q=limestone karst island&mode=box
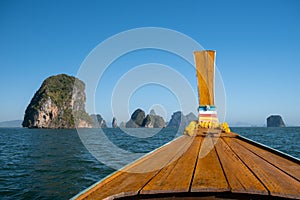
[22,74,92,128]
[22,74,196,129]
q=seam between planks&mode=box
[238,136,300,164]
[188,136,204,192]
[74,136,189,199]
[234,138,300,182]
[137,136,195,197]
[82,136,191,200]
[222,138,270,196]
[214,137,231,192]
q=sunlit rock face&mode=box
[22,74,92,129]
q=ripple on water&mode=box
[0,127,299,199]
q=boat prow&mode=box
[72,131,300,199]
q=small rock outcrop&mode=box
[125,109,166,128]
[112,117,118,128]
[147,109,166,128]
[119,122,126,128]
[126,109,145,128]
[150,109,156,115]
[267,115,286,127]
[167,111,186,129]
[22,74,92,128]
[90,114,107,128]
[186,112,197,123]
[142,114,154,128]
[167,111,197,129]
[152,115,166,128]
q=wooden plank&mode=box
[225,138,300,199]
[215,138,268,195]
[235,137,300,181]
[75,135,193,200]
[93,136,188,189]
[83,172,156,200]
[191,137,229,192]
[141,136,202,194]
[128,135,194,173]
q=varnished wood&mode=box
[195,129,238,138]
[75,135,193,200]
[226,137,300,199]
[194,51,215,106]
[191,137,229,192]
[73,132,300,200]
[235,137,300,181]
[141,136,202,194]
[215,138,268,195]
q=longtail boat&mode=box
[72,50,300,200]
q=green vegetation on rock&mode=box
[22,74,92,128]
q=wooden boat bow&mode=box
[72,51,300,199]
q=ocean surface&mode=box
[0,127,299,200]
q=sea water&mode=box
[0,127,299,199]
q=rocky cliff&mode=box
[167,111,197,130]
[125,109,166,128]
[119,122,126,128]
[148,109,166,128]
[267,115,286,127]
[112,117,118,128]
[22,74,92,128]
[152,115,166,128]
[90,114,107,128]
[126,109,145,128]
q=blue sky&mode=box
[0,0,299,126]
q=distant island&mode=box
[267,115,286,127]
[125,109,166,128]
[124,109,197,129]
[20,74,292,129]
[90,114,107,128]
[22,74,198,129]
[167,111,197,129]
[0,120,22,128]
